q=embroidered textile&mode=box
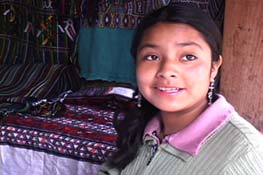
[81,0,215,29]
[0,0,81,64]
[0,94,135,163]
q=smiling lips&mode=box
[156,87,183,94]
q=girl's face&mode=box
[136,22,221,114]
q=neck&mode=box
[160,100,208,136]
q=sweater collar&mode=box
[143,95,235,156]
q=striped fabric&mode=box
[0,98,120,163]
[0,0,80,65]
[0,64,81,104]
[0,85,136,164]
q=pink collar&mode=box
[144,95,235,156]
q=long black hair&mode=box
[107,3,223,170]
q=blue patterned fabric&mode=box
[78,0,224,86]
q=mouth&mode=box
[155,87,184,93]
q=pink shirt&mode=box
[144,95,235,156]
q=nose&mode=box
[156,60,178,79]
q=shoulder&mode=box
[227,112,263,149]
[215,111,263,155]
[212,94,263,148]
[219,113,263,174]
[195,111,263,174]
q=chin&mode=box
[155,104,183,112]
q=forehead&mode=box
[139,22,210,49]
[144,22,204,39]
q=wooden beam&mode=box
[221,0,263,130]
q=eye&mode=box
[182,54,197,61]
[144,55,160,61]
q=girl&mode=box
[98,3,263,175]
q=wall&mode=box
[221,0,263,130]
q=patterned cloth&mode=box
[0,91,136,164]
[0,0,81,64]
[78,0,224,86]
[80,0,224,29]
[0,64,81,104]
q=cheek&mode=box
[136,64,155,91]
[136,66,148,86]
[184,65,211,90]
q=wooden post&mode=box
[221,0,263,130]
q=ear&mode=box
[210,55,223,80]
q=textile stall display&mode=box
[0,0,225,175]
[0,83,135,175]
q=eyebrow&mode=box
[138,41,203,52]
[176,41,203,50]
[137,44,157,53]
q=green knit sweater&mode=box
[98,113,263,175]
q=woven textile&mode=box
[0,93,136,164]
[0,0,81,64]
[0,105,117,163]
[80,0,225,29]
[78,0,224,85]
[0,64,81,104]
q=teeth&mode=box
[158,87,180,92]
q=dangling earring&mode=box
[208,79,215,105]
[135,93,142,108]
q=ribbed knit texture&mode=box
[99,113,263,175]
